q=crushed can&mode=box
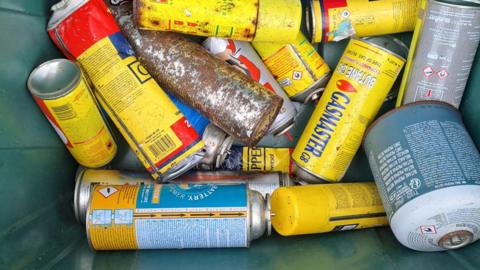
[107,1,284,146]
[218,146,293,176]
[252,32,331,103]
[48,0,205,182]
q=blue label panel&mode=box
[136,184,248,209]
[167,93,210,135]
[109,32,135,59]
[219,146,243,170]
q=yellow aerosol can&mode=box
[270,183,387,236]
[252,32,331,103]
[292,38,406,183]
[28,59,117,168]
[307,0,420,43]
[133,0,302,43]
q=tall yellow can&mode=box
[270,183,387,236]
[252,32,331,103]
[292,38,406,183]
[307,0,420,43]
[133,0,302,43]
[28,59,117,168]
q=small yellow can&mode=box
[134,0,302,43]
[307,0,420,43]
[292,38,406,183]
[252,32,331,103]
[28,59,117,168]
[270,183,387,236]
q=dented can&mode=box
[270,183,387,236]
[174,171,294,198]
[74,167,153,223]
[133,0,302,43]
[292,38,406,183]
[167,93,234,170]
[218,146,293,176]
[27,59,117,168]
[108,1,283,146]
[48,0,205,181]
[203,38,297,136]
[252,32,331,103]
[307,0,420,43]
[364,101,480,251]
[86,183,270,250]
[398,0,480,108]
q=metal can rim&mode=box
[361,36,410,60]
[73,166,87,223]
[293,160,335,183]
[432,0,480,9]
[352,37,407,63]
[27,59,81,99]
[363,101,460,147]
[47,0,90,30]
[305,0,316,43]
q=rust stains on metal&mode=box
[108,1,283,146]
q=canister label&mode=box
[220,146,293,175]
[33,77,116,168]
[242,147,292,174]
[313,0,419,42]
[368,118,480,217]
[136,0,258,41]
[48,0,204,179]
[253,32,330,98]
[88,184,249,250]
[399,0,480,108]
[292,38,405,182]
[326,183,386,231]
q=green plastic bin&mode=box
[1,0,480,269]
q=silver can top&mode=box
[249,190,271,241]
[73,166,89,224]
[27,59,81,99]
[438,230,474,249]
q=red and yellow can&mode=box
[28,59,117,168]
[133,0,302,43]
[48,0,205,181]
[252,32,331,103]
[307,0,420,43]
[292,38,406,183]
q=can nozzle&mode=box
[51,0,71,11]
[304,89,323,104]
[266,194,272,236]
[438,230,473,250]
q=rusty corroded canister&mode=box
[133,0,302,43]
[108,1,283,146]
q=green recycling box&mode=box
[1,0,480,269]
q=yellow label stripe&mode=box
[133,211,247,219]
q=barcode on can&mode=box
[148,134,176,158]
[51,104,76,120]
